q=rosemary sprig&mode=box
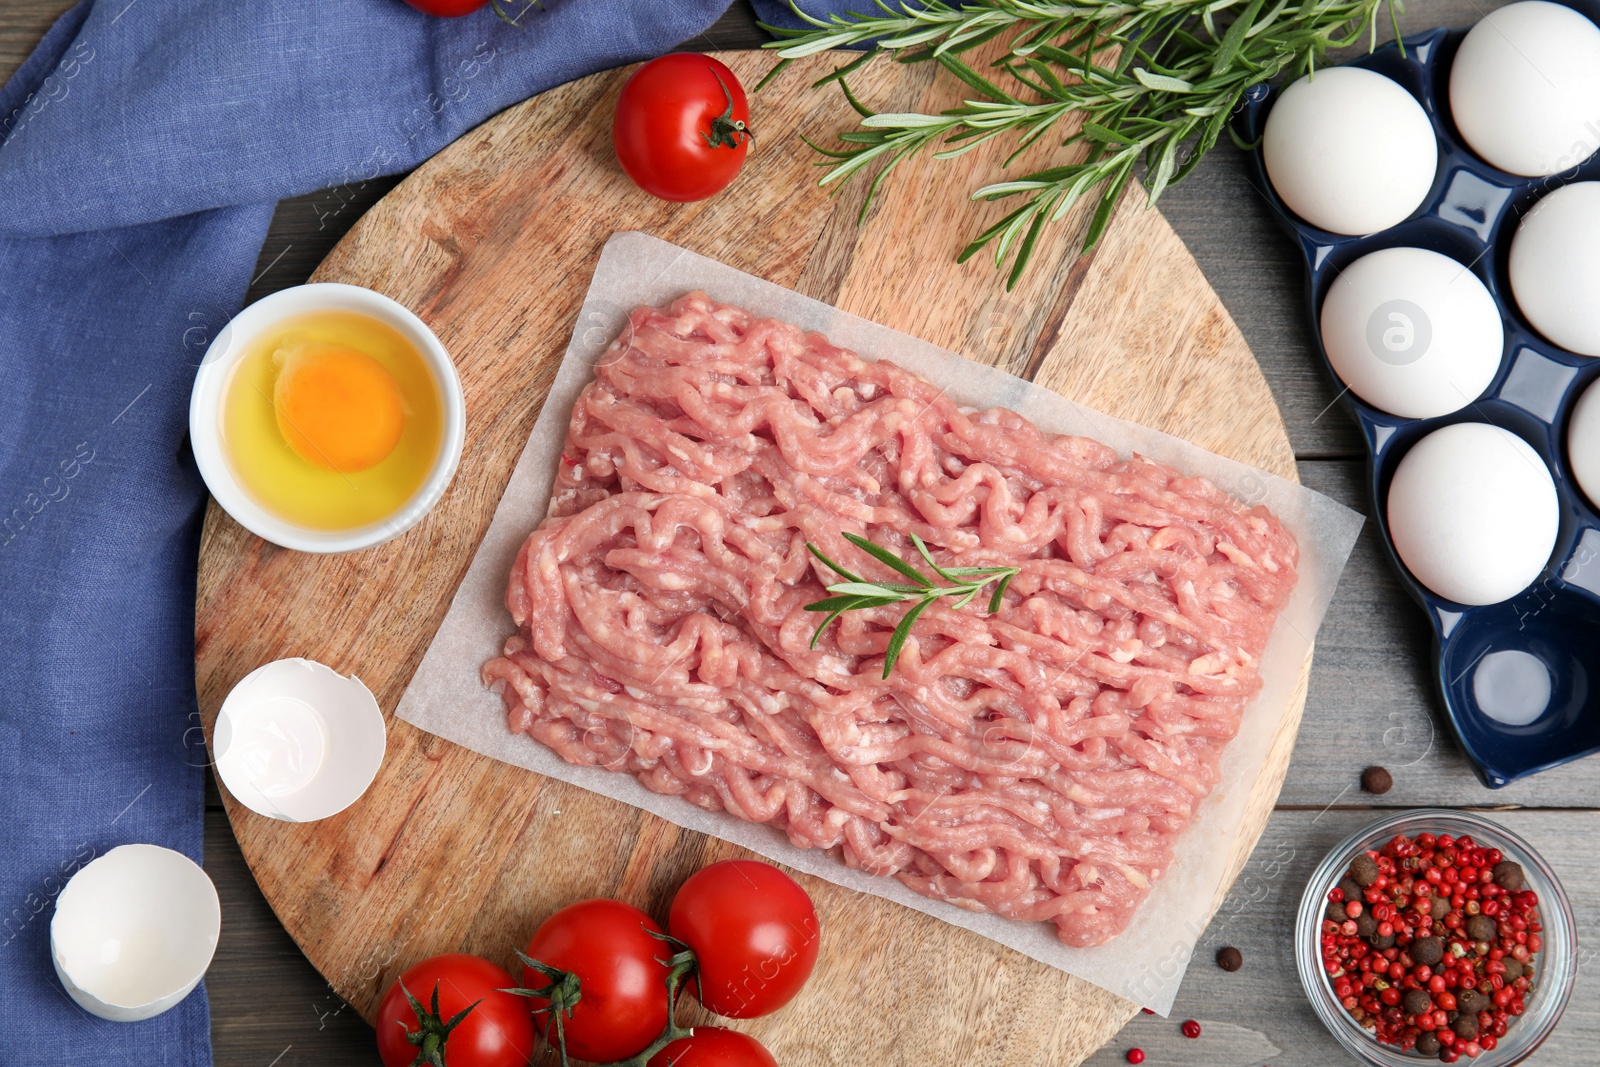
[805,532,1018,678]
[491,0,543,27]
[761,0,1402,287]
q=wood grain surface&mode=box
[191,46,1310,1067]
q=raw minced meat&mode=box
[484,292,1298,947]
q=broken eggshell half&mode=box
[51,844,221,1022]
[213,657,386,822]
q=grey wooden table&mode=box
[5,2,1595,1064]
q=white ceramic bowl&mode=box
[51,844,221,1022]
[188,282,465,553]
[213,658,387,823]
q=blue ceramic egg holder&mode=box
[1239,14,1600,787]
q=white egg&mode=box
[1388,422,1559,605]
[1568,376,1600,509]
[1320,247,1503,417]
[1263,66,1438,235]
[1449,1,1600,177]
[1509,182,1600,356]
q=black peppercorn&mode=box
[1430,895,1450,920]
[1326,901,1346,923]
[1360,766,1393,794]
[1350,854,1380,887]
[1355,912,1377,938]
[1501,957,1523,981]
[1415,1030,1441,1056]
[1367,931,1396,950]
[1493,860,1525,891]
[1453,1012,1479,1040]
[1457,988,1489,1013]
[1403,988,1432,1016]
[1411,936,1444,966]
[1339,876,1364,904]
[1465,914,1496,942]
[1215,946,1243,972]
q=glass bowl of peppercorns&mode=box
[1295,810,1575,1065]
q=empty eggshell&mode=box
[1449,1,1600,177]
[1264,66,1437,235]
[1569,377,1600,510]
[50,844,220,1022]
[213,658,386,823]
[1320,246,1503,418]
[1509,182,1600,357]
[1387,422,1560,606]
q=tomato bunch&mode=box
[377,860,819,1067]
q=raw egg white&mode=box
[220,309,444,531]
[1449,1,1600,177]
[1263,67,1437,235]
[1320,247,1503,417]
[1509,182,1600,357]
[1568,376,1600,510]
[1387,422,1559,605]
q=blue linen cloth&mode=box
[0,1,732,1063]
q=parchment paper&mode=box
[396,231,1364,1014]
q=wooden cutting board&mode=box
[196,50,1309,1067]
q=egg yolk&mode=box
[272,343,406,472]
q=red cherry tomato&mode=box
[669,860,819,1018]
[521,898,672,1062]
[613,53,752,202]
[401,0,491,15]
[376,953,537,1067]
[648,1027,779,1067]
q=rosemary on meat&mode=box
[760,0,1402,287]
[805,532,1019,678]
